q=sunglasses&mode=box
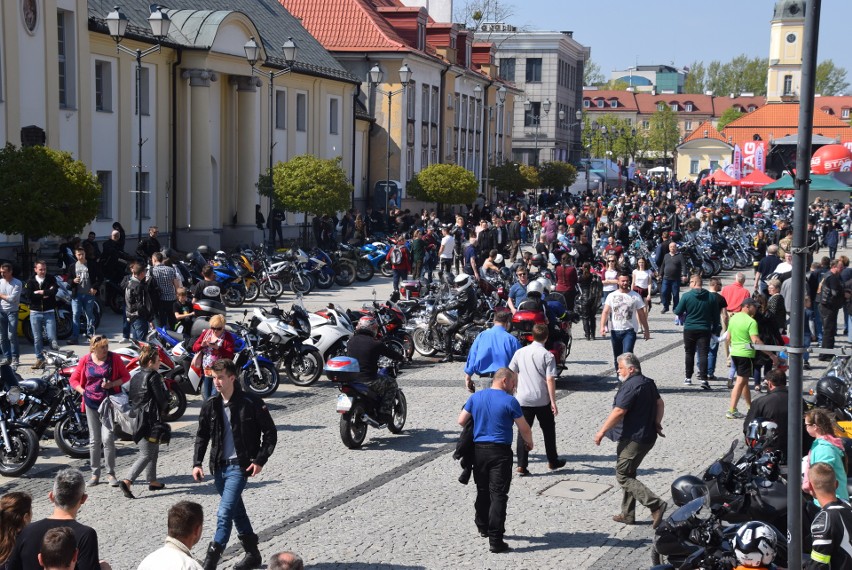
[210,327,224,332]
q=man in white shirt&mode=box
[438,226,455,278]
[600,274,650,370]
[138,501,204,570]
[509,324,565,475]
[0,263,23,369]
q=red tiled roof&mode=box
[635,93,715,114]
[714,96,766,116]
[721,102,852,144]
[813,95,852,117]
[681,121,727,144]
[583,90,639,112]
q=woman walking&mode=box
[118,345,170,499]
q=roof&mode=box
[86,0,358,83]
[681,121,727,144]
[714,96,767,115]
[814,96,852,117]
[583,91,638,112]
[635,93,714,115]
[721,102,852,144]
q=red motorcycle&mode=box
[511,302,575,376]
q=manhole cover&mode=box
[540,480,612,500]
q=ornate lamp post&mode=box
[369,63,413,213]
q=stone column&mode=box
[233,76,261,227]
[181,69,217,245]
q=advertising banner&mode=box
[741,140,767,174]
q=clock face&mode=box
[786,33,797,43]
[22,0,38,34]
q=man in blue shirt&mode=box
[464,312,522,392]
[508,269,529,313]
[458,368,534,553]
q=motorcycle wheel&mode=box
[56,310,73,340]
[241,361,280,397]
[285,348,322,387]
[223,286,246,308]
[355,259,375,282]
[721,255,735,271]
[412,327,438,357]
[22,318,34,343]
[380,261,393,278]
[387,390,407,434]
[333,260,357,286]
[398,332,415,361]
[244,279,260,303]
[108,292,125,314]
[262,278,284,300]
[164,385,188,422]
[650,545,663,565]
[0,425,39,477]
[340,402,368,449]
[54,415,90,459]
[290,273,314,295]
[316,270,334,290]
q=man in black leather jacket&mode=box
[742,369,809,461]
[192,359,277,570]
[441,274,479,363]
[347,316,403,416]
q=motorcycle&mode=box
[0,365,40,476]
[231,321,281,397]
[325,355,407,449]
[510,294,577,376]
[361,241,393,278]
[249,301,323,387]
[411,300,484,359]
[305,304,353,362]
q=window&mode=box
[275,90,286,129]
[329,98,339,135]
[642,120,650,129]
[843,108,851,119]
[137,67,150,116]
[453,94,460,127]
[96,171,112,219]
[94,60,112,112]
[609,100,617,108]
[748,105,757,112]
[461,95,467,126]
[596,100,604,108]
[709,160,719,171]
[670,103,678,112]
[783,75,793,95]
[135,172,150,220]
[431,86,439,123]
[421,84,430,122]
[406,147,414,181]
[685,103,693,112]
[406,81,415,121]
[525,58,542,82]
[685,120,693,131]
[57,10,76,108]
[583,99,590,108]
[524,101,541,127]
[690,160,699,175]
[657,102,665,111]
[296,93,307,132]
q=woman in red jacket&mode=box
[554,253,579,311]
[69,335,130,486]
[193,314,235,401]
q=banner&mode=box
[741,140,767,174]
[732,145,743,180]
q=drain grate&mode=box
[540,480,612,500]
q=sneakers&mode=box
[10,359,19,371]
[803,361,812,370]
[31,359,45,370]
[700,380,711,391]
[683,377,692,386]
[726,409,745,419]
[0,359,9,367]
[120,338,132,345]
[548,459,567,471]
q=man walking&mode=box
[720,272,750,314]
[136,226,161,261]
[23,260,60,370]
[509,324,565,476]
[125,263,152,342]
[193,359,277,570]
[150,252,182,329]
[818,259,845,360]
[727,298,777,419]
[659,242,683,313]
[457,368,533,554]
[674,274,721,390]
[594,353,667,529]
[0,263,22,369]
[463,311,521,392]
[706,277,729,382]
[600,274,650,370]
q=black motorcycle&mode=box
[411,301,484,358]
[0,365,40,477]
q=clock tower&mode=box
[767,0,806,102]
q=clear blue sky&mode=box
[511,0,849,77]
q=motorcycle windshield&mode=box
[668,495,709,524]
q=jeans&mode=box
[0,309,19,361]
[516,405,558,468]
[660,279,680,310]
[810,307,823,344]
[30,310,57,359]
[85,405,116,479]
[520,226,529,243]
[683,330,711,379]
[125,438,159,483]
[707,335,720,377]
[129,318,148,341]
[71,294,96,339]
[616,438,664,521]
[472,443,513,543]
[202,376,218,401]
[213,465,254,547]
[391,269,407,292]
[610,328,638,368]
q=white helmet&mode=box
[734,521,777,567]
[454,273,473,292]
[534,276,552,295]
[526,280,545,295]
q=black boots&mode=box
[202,542,224,570]
[233,533,262,570]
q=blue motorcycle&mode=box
[361,241,394,278]
[189,250,247,307]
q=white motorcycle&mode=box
[305,304,353,361]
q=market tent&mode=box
[647,166,672,174]
[702,168,739,186]
[763,173,851,191]
[739,170,775,187]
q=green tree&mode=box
[519,164,540,190]
[581,114,634,159]
[648,107,680,160]
[408,163,478,204]
[717,107,744,130]
[537,161,577,191]
[816,59,850,95]
[683,61,705,94]
[0,143,100,255]
[271,155,352,216]
[603,79,629,91]
[584,59,605,87]
[702,55,767,96]
[490,162,528,195]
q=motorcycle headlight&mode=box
[5,386,21,405]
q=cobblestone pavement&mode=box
[0,269,829,569]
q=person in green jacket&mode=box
[674,274,722,390]
[805,408,849,506]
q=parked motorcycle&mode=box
[0,365,40,476]
[305,304,353,361]
[249,302,323,387]
[325,355,407,449]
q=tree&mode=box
[816,60,850,95]
[648,107,680,161]
[704,55,768,96]
[603,79,629,91]
[490,161,529,195]
[454,0,514,32]
[581,114,634,159]
[717,107,744,130]
[584,59,605,87]
[683,61,705,94]
[538,162,577,191]
[271,155,352,216]
[0,143,100,256]
[519,165,540,189]
[408,163,478,205]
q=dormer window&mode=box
[610,100,617,108]
[418,23,425,51]
[748,105,757,112]
[450,35,456,49]
[670,103,678,112]
[657,102,665,111]
[597,100,604,108]
[685,103,693,112]
[583,99,590,108]
[843,108,851,119]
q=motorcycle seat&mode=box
[161,329,184,346]
[19,377,49,395]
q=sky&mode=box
[500,0,849,78]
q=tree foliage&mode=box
[717,107,744,130]
[408,163,478,205]
[683,61,706,94]
[816,60,850,96]
[0,144,100,242]
[537,162,577,191]
[490,161,529,194]
[519,165,540,190]
[454,0,514,31]
[581,114,645,161]
[648,108,680,157]
[271,155,352,216]
[584,59,605,87]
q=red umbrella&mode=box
[702,168,739,186]
[739,170,775,188]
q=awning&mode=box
[763,173,852,191]
[702,168,739,186]
[739,170,776,188]
[771,134,839,146]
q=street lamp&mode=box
[105,5,172,242]
[523,98,550,166]
[369,63,413,214]
[495,86,507,164]
[245,35,299,217]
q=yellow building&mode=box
[767,0,806,103]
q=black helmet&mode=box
[499,267,512,281]
[670,475,708,507]
[815,374,847,409]
[531,253,546,268]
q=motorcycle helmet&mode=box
[733,521,777,567]
[670,475,708,507]
[196,245,210,256]
[526,279,545,296]
[454,273,473,293]
[745,418,780,449]
[534,276,552,295]
[531,253,546,268]
[494,254,504,265]
[669,230,682,242]
[815,374,848,410]
[356,315,378,337]
[499,267,513,281]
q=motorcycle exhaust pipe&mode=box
[361,414,384,428]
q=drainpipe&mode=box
[170,47,183,251]
[351,83,360,209]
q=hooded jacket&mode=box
[810,435,850,503]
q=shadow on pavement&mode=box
[310,564,426,570]
[357,427,455,453]
[507,531,651,553]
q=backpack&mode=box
[390,245,403,265]
[145,276,161,309]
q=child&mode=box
[173,288,195,339]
